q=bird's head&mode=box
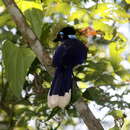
[53,26,100,42]
[53,26,76,42]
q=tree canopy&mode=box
[0,0,130,129]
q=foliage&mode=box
[0,0,130,129]
[3,41,35,98]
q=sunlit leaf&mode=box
[77,73,85,79]
[45,2,71,16]
[91,3,110,17]
[109,110,124,119]
[68,9,86,21]
[2,41,36,98]
[115,10,130,18]
[118,32,127,42]
[122,119,130,130]
[109,42,124,69]
[44,0,57,5]
[91,3,130,23]
[16,0,43,12]
[115,66,130,81]
[93,20,113,40]
[77,81,87,88]
[125,0,130,4]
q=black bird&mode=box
[48,26,88,109]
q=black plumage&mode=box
[48,27,88,109]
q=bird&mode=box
[47,26,96,109]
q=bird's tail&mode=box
[48,67,73,109]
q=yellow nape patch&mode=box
[48,90,71,109]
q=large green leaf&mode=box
[2,41,35,98]
[24,8,43,38]
[16,0,44,38]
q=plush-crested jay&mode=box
[48,26,96,109]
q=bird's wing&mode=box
[62,39,88,66]
[52,44,66,67]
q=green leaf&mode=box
[91,3,110,17]
[0,11,15,27]
[68,9,86,21]
[25,8,43,38]
[95,74,114,86]
[118,32,127,42]
[93,20,113,40]
[77,81,87,88]
[125,0,130,4]
[83,87,102,101]
[116,67,130,81]
[109,126,120,130]
[2,41,36,98]
[0,0,4,6]
[91,3,130,23]
[71,81,82,103]
[122,119,130,130]
[40,23,52,46]
[46,107,61,121]
[83,87,111,105]
[109,110,124,119]
[17,0,43,12]
[0,31,13,41]
[109,42,124,69]
[45,2,71,16]
[77,73,85,79]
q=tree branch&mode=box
[2,0,104,129]
[74,98,103,130]
[2,0,54,76]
